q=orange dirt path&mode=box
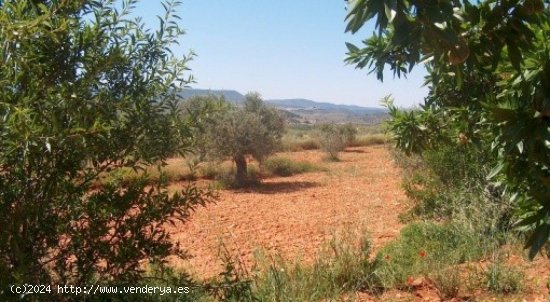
[168,145,408,279]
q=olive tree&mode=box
[0,0,210,294]
[345,0,549,257]
[181,95,231,161]
[207,93,285,183]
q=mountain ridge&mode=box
[265,98,386,115]
[179,89,385,112]
[178,88,387,124]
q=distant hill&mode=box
[178,89,245,103]
[265,98,386,115]
[178,88,387,124]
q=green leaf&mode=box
[434,22,447,30]
[488,106,516,122]
[514,210,548,228]
[455,66,463,88]
[345,42,359,52]
[384,0,397,23]
[507,40,522,72]
[526,223,550,260]
[486,163,504,180]
[464,3,480,24]
[516,141,524,154]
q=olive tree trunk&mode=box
[234,155,247,183]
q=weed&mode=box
[374,222,484,289]
[200,162,227,180]
[485,263,523,294]
[349,134,387,147]
[281,137,320,151]
[432,267,461,300]
[250,232,377,301]
[98,159,197,187]
[263,157,321,176]
[298,139,321,150]
[323,153,341,162]
[280,124,385,152]
[203,243,256,302]
[318,124,351,160]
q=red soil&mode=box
[167,145,408,279]
[165,145,550,301]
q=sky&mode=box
[132,1,428,108]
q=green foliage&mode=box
[281,133,320,151]
[262,157,320,177]
[382,98,447,155]
[206,93,285,183]
[251,233,375,302]
[100,159,202,186]
[246,221,517,299]
[339,123,359,146]
[86,264,210,302]
[485,263,524,294]
[318,123,357,160]
[0,0,212,296]
[432,267,461,300]
[181,94,231,161]
[396,142,512,224]
[202,245,256,302]
[346,0,550,255]
[199,162,231,180]
[374,222,485,289]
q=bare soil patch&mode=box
[167,145,408,279]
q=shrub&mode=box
[298,139,322,150]
[339,123,358,146]
[262,157,320,177]
[200,162,228,180]
[345,0,550,255]
[202,244,256,302]
[394,142,514,232]
[374,222,485,289]
[0,0,211,294]
[318,124,357,160]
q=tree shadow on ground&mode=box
[343,149,367,153]
[231,180,320,194]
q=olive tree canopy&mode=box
[0,0,210,294]
[207,93,285,183]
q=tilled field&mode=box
[168,145,407,279]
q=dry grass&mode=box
[97,158,196,187]
[262,156,323,176]
[281,126,388,152]
[280,136,320,152]
[350,134,388,147]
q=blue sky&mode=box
[133,1,427,108]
